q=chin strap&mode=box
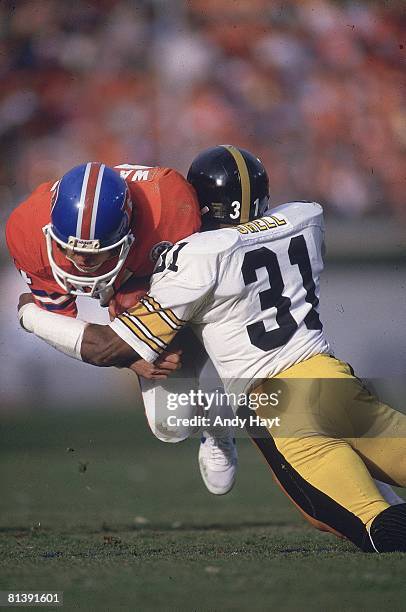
[19,303,86,361]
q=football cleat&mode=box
[43,162,134,300]
[199,429,238,495]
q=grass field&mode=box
[1,407,405,612]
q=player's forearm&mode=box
[17,301,182,379]
[18,301,146,368]
[19,302,85,361]
[81,323,141,367]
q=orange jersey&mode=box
[6,164,201,317]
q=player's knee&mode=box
[147,414,199,443]
[144,393,201,443]
[150,423,191,443]
[367,503,406,553]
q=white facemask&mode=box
[43,223,134,301]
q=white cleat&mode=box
[199,430,238,495]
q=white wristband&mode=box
[19,303,86,361]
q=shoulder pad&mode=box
[181,228,240,256]
[270,201,324,228]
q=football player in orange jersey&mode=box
[6,162,201,315]
[7,161,238,495]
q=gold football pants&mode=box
[246,354,406,549]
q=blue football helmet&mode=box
[43,162,134,299]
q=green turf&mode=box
[1,408,405,612]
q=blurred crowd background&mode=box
[0,0,405,408]
[0,0,405,221]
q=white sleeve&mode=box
[109,241,217,361]
[19,303,85,361]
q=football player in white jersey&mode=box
[18,146,406,551]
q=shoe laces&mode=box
[208,434,234,466]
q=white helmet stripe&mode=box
[75,162,91,239]
[89,164,105,240]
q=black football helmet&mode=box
[187,145,270,227]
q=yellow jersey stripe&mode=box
[141,295,186,327]
[118,314,163,354]
[127,309,177,347]
[223,145,251,224]
[140,298,182,331]
[125,312,169,350]
[123,300,181,349]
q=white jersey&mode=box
[110,202,330,394]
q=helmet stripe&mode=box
[80,163,103,240]
[89,164,105,240]
[222,145,251,223]
[75,163,91,238]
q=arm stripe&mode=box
[31,289,70,300]
[120,299,184,349]
[37,299,76,312]
[33,294,74,305]
[125,311,171,349]
[118,314,164,354]
[141,295,186,326]
[140,298,182,331]
[120,312,167,350]
[125,302,181,346]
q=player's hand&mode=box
[109,276,150,320]
[17,293,36,330]
[129,349,182,379]
[108,300,117,321]
[155,349,182,371]
[108,288,149,320]
[128,359,171,380]
[18,292,35,319]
